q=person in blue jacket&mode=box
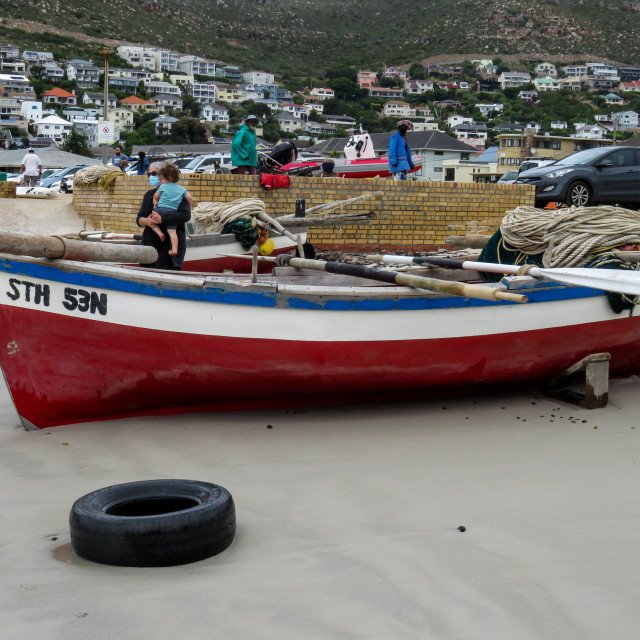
[388,120,415,180]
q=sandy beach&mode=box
[2,377,640,639]
[1,198,640,638]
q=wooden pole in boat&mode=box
[367,254,640,297]
[255,210,305,255]
[0,231,158,263]
[278,256,527,303]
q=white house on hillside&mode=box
[574,123,610,139]
[476,103,504,117]
[178,55,216,77]
[309,88,335,101]
[534,77,560,92]
[499,72,531,89]
[405,79,434,94]
[200,103,228,123]
[34,115,72,142]
[535,62,557,77]
[152,114,178,136]
[382,101,415,117]
[611,111,639,129]
[447,115,473,127]
[65,60,100,88]
[275,112,303,133]
[145,80,181,96]
[242,71,275,86]
[20,101,42,123]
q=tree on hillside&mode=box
[409,63,425,80]
[168,118,208,144]
[62,126,93,158]
[376,74,398,88]
[181,94,201,119]
[29,65,46,80]
[327,77,367,101]
[324,67,357,82]
[261,115,281,144]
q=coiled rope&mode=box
[192,198,266,233]
[74,165,125,190]
[500,205,640,268]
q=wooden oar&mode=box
[0,231,158,264]
[279,256,527,303]
[367,254,640,297]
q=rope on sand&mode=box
[192,198,266,233]
[500,205,640,268]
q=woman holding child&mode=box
[136,161,192,270]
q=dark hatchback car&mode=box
[516,146,640,208]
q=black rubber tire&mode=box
[566,181,592,208]
[69,479,235,567]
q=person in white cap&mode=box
[20,147,42,186]
[231,115,259,175]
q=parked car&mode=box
[41,165,88,191]
[516,146,640,208]
[518,158,555,174]
[60,175,74,193]
[175,154,234,174]
[496,170,519,184]
[39,168,59,184]
[201,154,234,174]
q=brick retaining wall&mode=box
[0,182,17,198]
[71,173,535,250]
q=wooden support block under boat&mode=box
[0,231,158,264]
[544,353,611,409]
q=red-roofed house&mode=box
[309,87,335,101]
[120,95,157,112]
[40,88,77,105]
[620,80,640,92]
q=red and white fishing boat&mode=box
[0,249,638,430]
[279,132,423,179]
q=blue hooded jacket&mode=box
[388,132,414,174]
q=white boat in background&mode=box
[73,228,309,274]
[183,228,308,273]
[15,186,59,199]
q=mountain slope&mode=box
[3,0,640,75]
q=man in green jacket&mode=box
[231,115,259,175]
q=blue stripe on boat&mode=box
[0,258,606,311]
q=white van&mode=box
[518,158,555,174]
[176,154,234,174]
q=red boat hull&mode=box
[2,304,640,429]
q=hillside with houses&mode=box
[3,41,640,182]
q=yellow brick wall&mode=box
[0,182,17,198]
[72,173,536,250]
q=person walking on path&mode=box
[388,120,415,181]
[20,148,42,186]
[231,115,258,175]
